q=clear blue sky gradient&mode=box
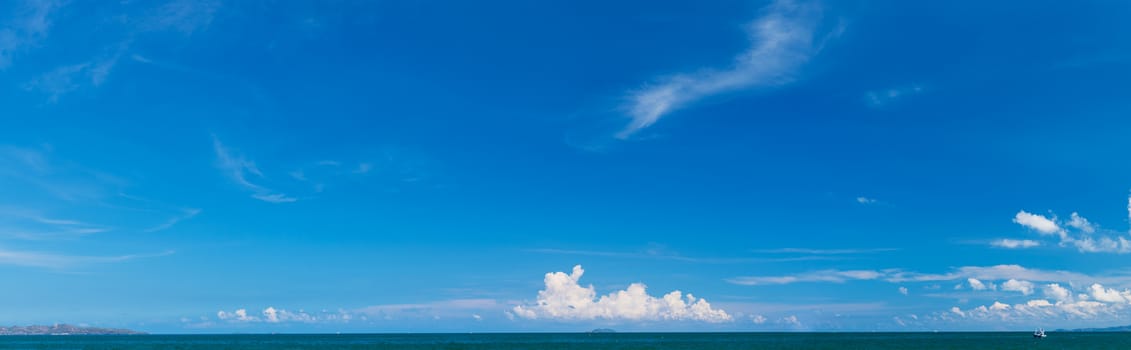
[2,0,1131,333]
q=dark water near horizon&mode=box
[0,332,1121,349]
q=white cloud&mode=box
[144,208,201,233]
[1009,208,1131,254]
[947,298,1127,323]
[989,301,1010,311]
[251,193,298,203]
[991,239,1040,249]
[752,247,897,255]
[1013,211,1061,236]
[356,299,498,319]
[0,0,61,69]
[512,265,731,322]
[263,307,279,323]
[899,286,908,296]
[727,269,882,285]
[0,247,172,269]
[967,278,988,291]
[949,306,965,317]
[1001,279,1035,295]
[733,264,1131,292]
[142,0,221,35]
[217,309,256,322]
[752,315,767,324]
[617,0,831,138]
[218,307,323,324]
[1026,299,1053,307]
[855,197,877,204]
[212,136,297,203]
[1067,212,1096,233]
[779,315,801,327]
[1087,284,1130,304]
[1044,283,1072,302]
[1071,236,1131,254]
[865,84,924,107]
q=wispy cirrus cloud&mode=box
[140,0,221,35]
[0,0,62,69]
[727,269,884,285]
[751,247,897,255]
[212,136,297,203]
[0,209,111,240]
[0,247,173,269]
[618,0,836,138]
[23,55,119,102]
[527,247,837,264]
[865,84,925,107]
[144,208,201,233]
[729,264,1131,287]
[22,0,222,101]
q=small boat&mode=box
[1033,328,1046,338]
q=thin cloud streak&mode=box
[729,264,1131,287]
[0,248,174,269]
[212,136,297,203]
[527,248,842,264]
[144,208,202,233]
[752,248,898,255]
[618,0,830,138]
[0,0,62,69]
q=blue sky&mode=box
[2,0,1131,333]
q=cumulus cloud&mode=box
[779,315,801,327]
[1009,208,1131,254]
[752,315,767,324]
[217,309,257,322]
[946,298,1126,324]
[1067,212,1096,233]
[218,307,323,324]
[1044,283,1072,302]
[899,286,909,296]
[989,301,1011,311]
[1013,211,1062,236]
[949,307,965,317]
[967,278,989,291]
[1087,284,1130,304]
[990,239,1040,249]
[1001,279,1035,295]
[617,0,833,138]
[512,265,731,322]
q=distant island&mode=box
[1059,325,1131,332]
[0,324,145,335]
[589,328,616,333]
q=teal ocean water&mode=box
[0,332,1122,349]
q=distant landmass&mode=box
[589,328,616,333]
[1059,325,1131,332]
[0,324,145,335]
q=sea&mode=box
[0,332,1121,349]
